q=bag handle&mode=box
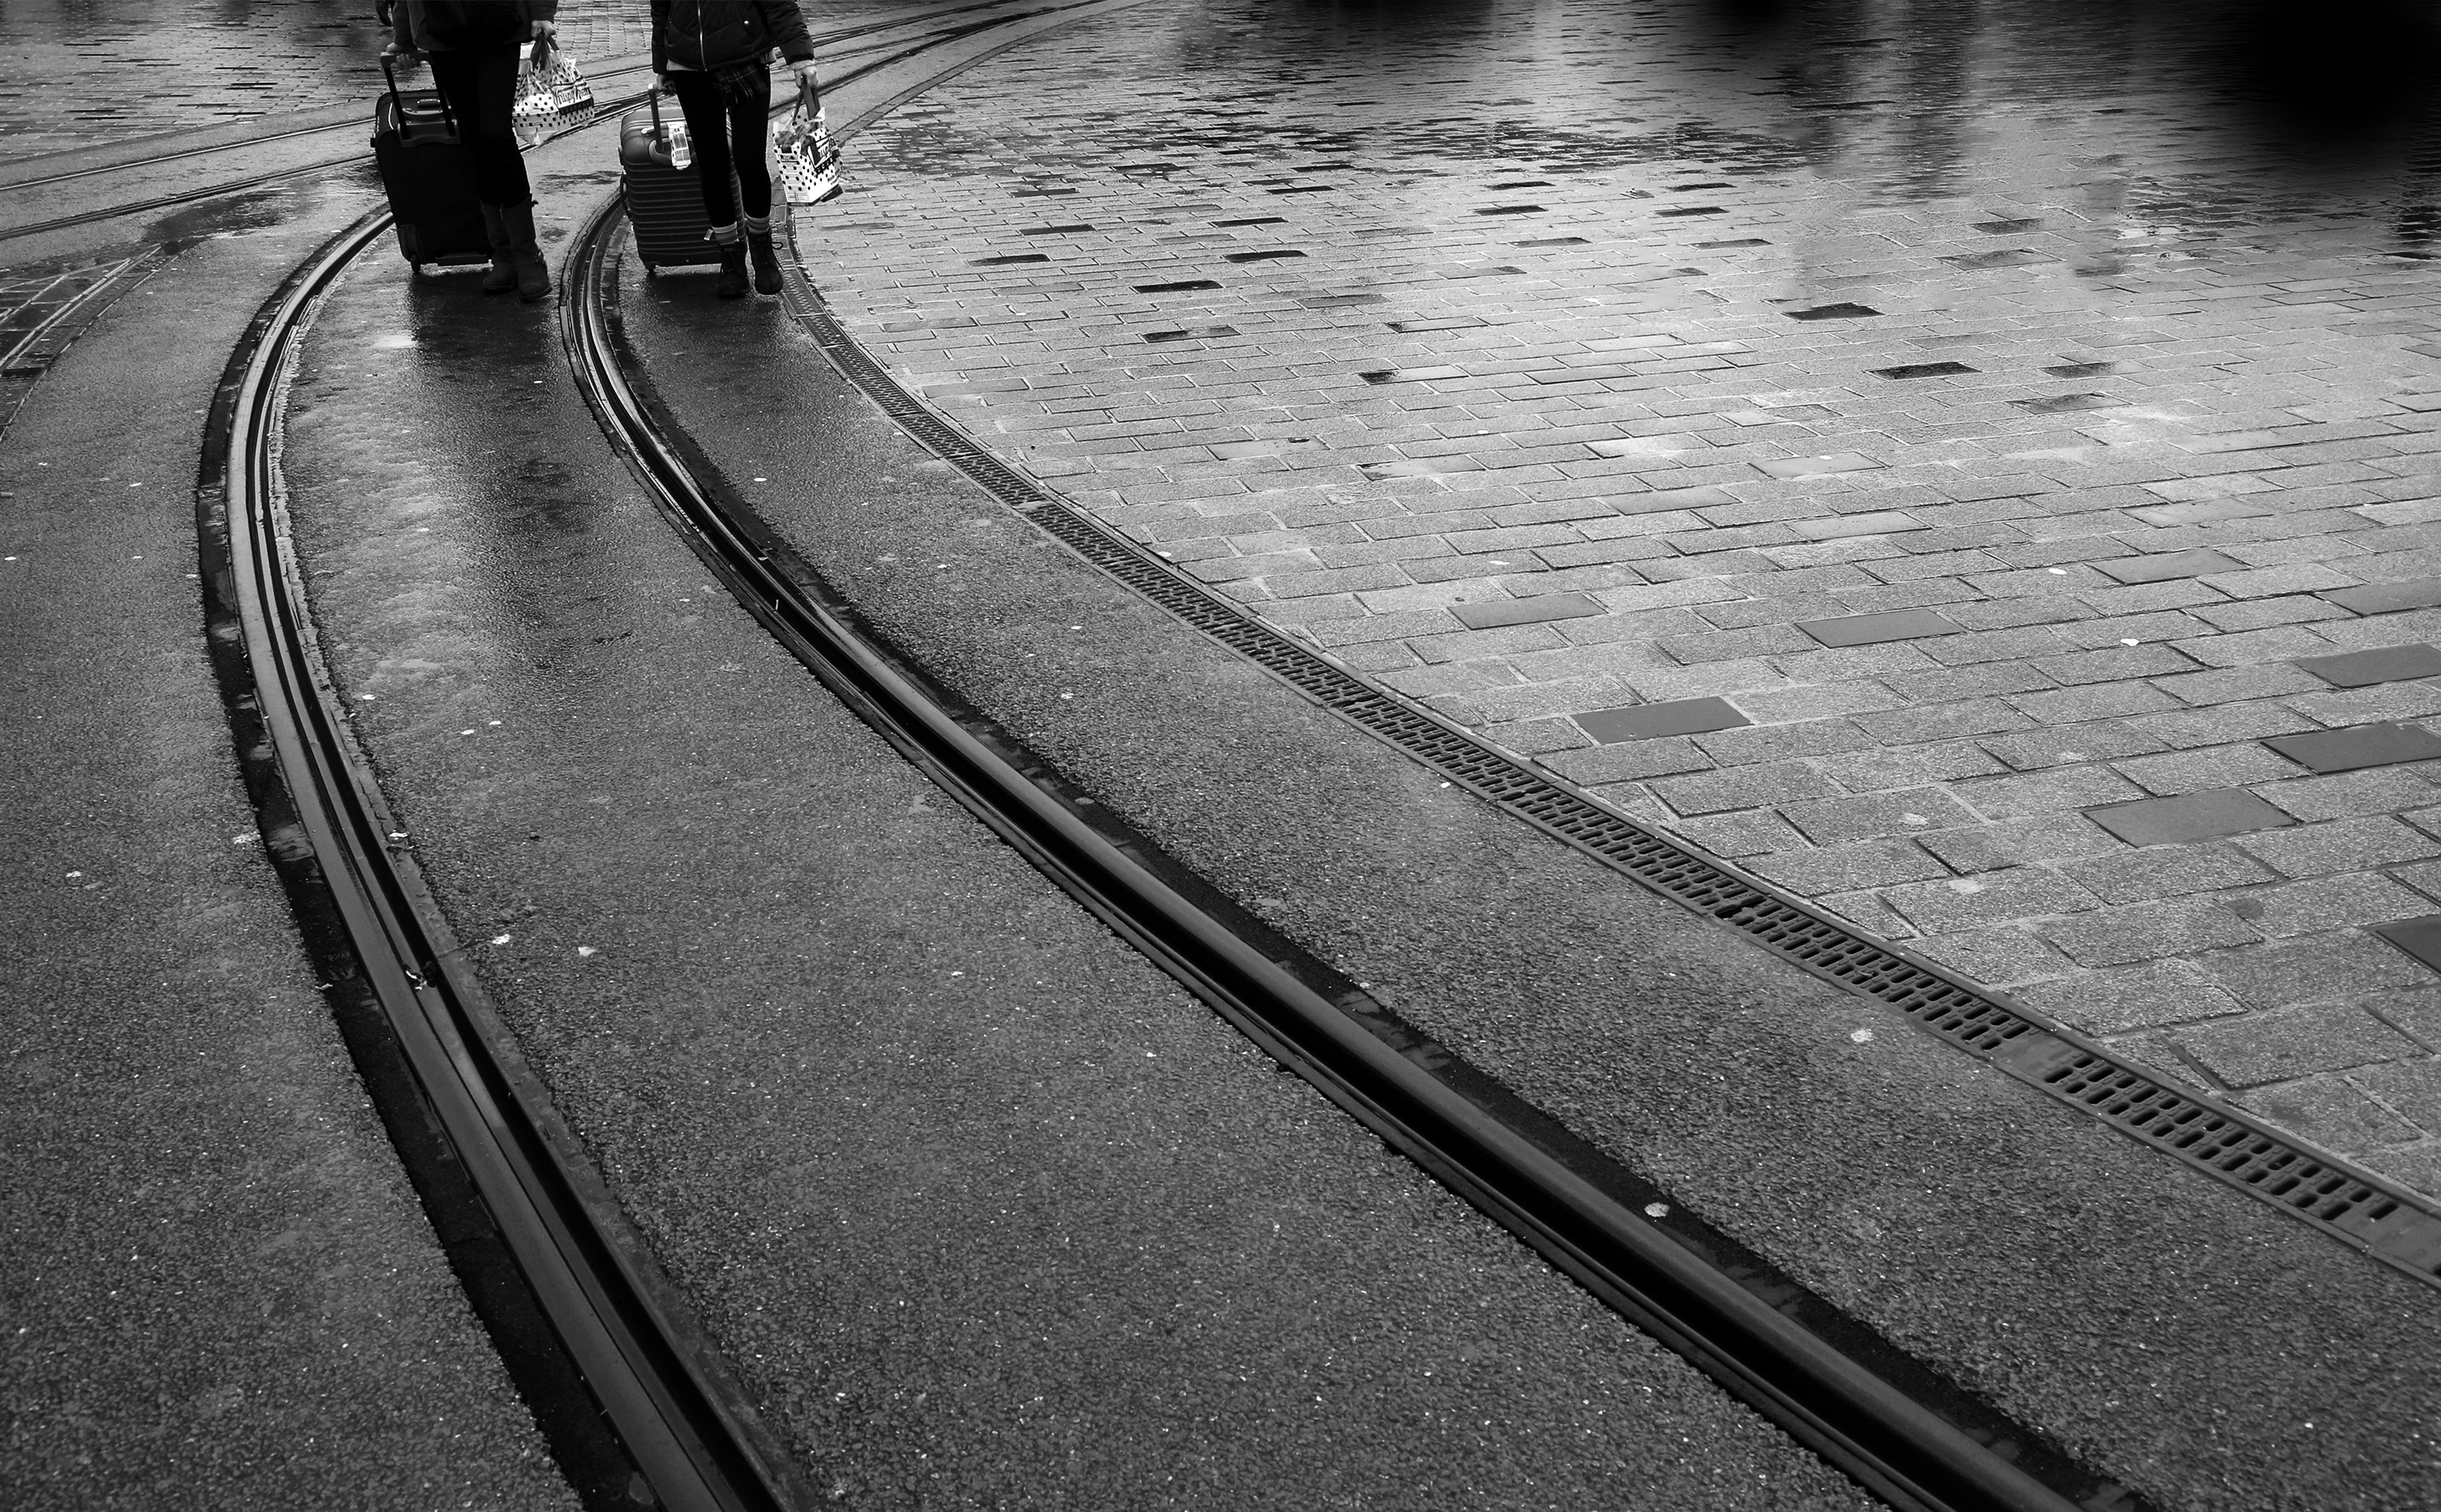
[793,69,823,121]
[382,55,458,133]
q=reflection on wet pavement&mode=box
[0,0,653,164]
[809,0,2441,1193]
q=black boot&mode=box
[478,204,516,293]
[711,225,748,299]
[502,200,551,303]
[744,214,782,296]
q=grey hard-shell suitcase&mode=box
[371,59,490,270]
[618,93,742,272]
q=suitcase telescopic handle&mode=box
[380,54,458,134]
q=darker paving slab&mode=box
[1454,592,1604,630]
[2093,548,2242,585]
[2372,914,2441,976]
[1575,695,1747,743]
[1796,608,1958,647]
[2085,788,2295,847]
[2264,722,2441,774]
[1784,301,1879,319]
[2295,644,2441,688]
[2324,577,2441,616]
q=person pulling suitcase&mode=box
[383,0,561,302]
[650,0,819,299]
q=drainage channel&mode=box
[558,70,2162,1512]
[769,215,2441,1299]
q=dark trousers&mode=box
[427,46,532,207]
[667,68,772,226]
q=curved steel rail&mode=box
[557,104,2096,1512]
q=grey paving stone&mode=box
[2354,1055,2441,1130]
[2264,721,2441,773]
[1905,926,2075,987]
[2229,874,2434,938]
[2083,788,2296,846]
[1780,787,1983,845]
[2199,930,2436,1008]
[2324,576,2441,615]
[1882,866,2100,933]
[1983,724,2169,771]
[2175,1001,2425,1088]
[2030,643,2202,686]
[1757,452,1882,479]
[1918,813,2126,873]
[1575,696,1749,743]
[1744,839,1952,895]
[2294,643,2441,687]
[1856,699,2038,745]
[2011,959,2244,1034]
[2256,767,2441,821]
[2113,743,2303,797]
[1810,741,2008,793]
[1451,592,1605,630]
[1693,718,1878,766]
[1539,737,1715,785]
[1650,760,1844,816]
[2060,842,2277,905]
[2240,814,2441,877]
[1959,763,2151,820]
[2092,547,2244,584]
[1671,808,1809,860]
[2234,1075,2423,1153]
[2041,896,2263,968]
[2123,701,2319,748]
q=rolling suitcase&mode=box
[619,92,746,274]
[371,59,489,271]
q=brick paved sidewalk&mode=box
[799,0,2441,1195]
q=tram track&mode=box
[201,5,2162,1511]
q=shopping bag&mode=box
[512,38,593,145]
[773,76,841,205]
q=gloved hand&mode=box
[789,59,818,89]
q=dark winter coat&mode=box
[391,0,559,55]
[650,0,816,73]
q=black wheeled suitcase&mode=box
[619,92,744,273]
[372,59,489,271]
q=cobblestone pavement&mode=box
[0,0,654,164]
[803,0,2441,1194]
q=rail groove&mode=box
[560,67,2121,1512]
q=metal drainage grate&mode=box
[782,288,2441,1292]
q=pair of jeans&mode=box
[666,67,772,226]
[427,45,533,206]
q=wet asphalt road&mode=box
[266,85,1875,1510]
[7,1,2441,1508]
[0,186,574,1508]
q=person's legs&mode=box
[725,84,773,222]
[724,82,785,296]
[666,73,738,228]
[427,47,531,207]
[666,72,748,296]
[429,46,544,298]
